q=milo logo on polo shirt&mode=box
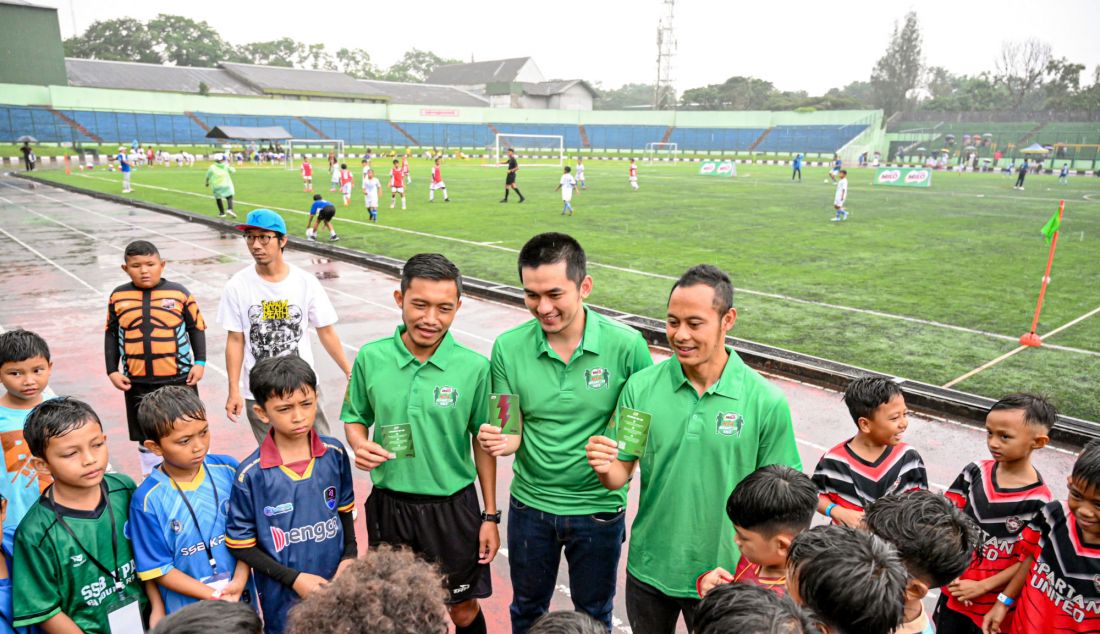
[716,412,745,437]
[434,385,458,407]
[585,367,610,389]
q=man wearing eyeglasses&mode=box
[217,209,353,444]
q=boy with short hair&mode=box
[306,195,339,243]
[401,150,412,185]
[575,157,586,190]
[13,397,160,631]
[429,158,449,202]
[812,376,927,528]
[226,356,357,634]
[0,329,54,539]
[328,159,340,192]
[983,439,1100,634]
[555,165,578,216]
[1058,163,1069,184]
[694,583,817,634]
[864,490,981,634]
[695,464,817,598]
[150,601,261,634]
[130,386,251,615]
[830,169,849,221]
[786,525,907,634]
[629,158,639,191]
[107,240,207,475]
[390,159,407,210]
[300,157,313,192]
[363,168,381,223]
[338,163,354,207]
[934,394,1055,634]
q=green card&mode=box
[378,424,416,459]
[489,393,522,435]
[615,407,652,457]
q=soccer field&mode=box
[33,158,1100,422]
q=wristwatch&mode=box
[481,511,502,523]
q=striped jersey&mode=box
[130,455,243,615]
[941,460,1052,628]
[225,432,355,634]
[811,439,928,513]
[105,279,206,383]
[1011,500,1100,633]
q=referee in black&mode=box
[500,147,525,203]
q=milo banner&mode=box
[874,167,932,187]
[699,160,737,178]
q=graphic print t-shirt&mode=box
[0,403,53,541]
[217,264,338,400]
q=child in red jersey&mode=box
[301,157,313,192]
[429,158,449,202]
[338,163,354,207]
[696,465,816,598]
[983,439,1100,634]
[389,159,406,210]
[935,394,1055,634]
[812,377,928,528]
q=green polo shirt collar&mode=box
[535,306,603,362]
[669,346,744,400]
[391,324,456,371]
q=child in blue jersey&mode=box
[226,356,357,634]
[130,386,251,617]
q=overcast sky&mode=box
[40,0,1100,95]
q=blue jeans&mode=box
[507,496,625,634]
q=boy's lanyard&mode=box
[167,463,220,574]
[49,483,126,592]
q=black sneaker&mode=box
[330,235,340,242]
[518,198,525,203]
[499,199,508,203]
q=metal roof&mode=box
[427,57,532,86]
[66,58,260,96]
[356,80,488,106]
[521,80,597,97]
[205,126,292,141]
[218,62,385,99]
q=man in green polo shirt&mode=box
[477,232,652,633]
[341,253,497,634]
[586,264,801,634]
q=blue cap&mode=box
[235,209,287,235]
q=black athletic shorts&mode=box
[505,173,516,185]
[124,380,195,442]
[318,204,336,223]
[366,483,492,604]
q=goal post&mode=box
[645,142,680,163]
[487,134,564,167]
[287,139,346,169]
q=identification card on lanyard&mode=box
[169,463,224,583]
[106,596,143,633]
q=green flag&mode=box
[1040,210,1061,243]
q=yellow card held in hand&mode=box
[379,424,415,459]
[615,408,652,457]
[490,393,522,435]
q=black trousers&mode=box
[625,572,699,634]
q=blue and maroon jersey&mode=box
[941,460,1052,629]
[811,439,928,513]
[226,432,355,634]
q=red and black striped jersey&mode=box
[941,460,1053,628]
[1011,501,1100,633]
[811,439,928,513]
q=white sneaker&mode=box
[307,235,316,241]
[830,217,841,222]
[225,209,237,218]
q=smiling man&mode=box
[586,264,801,634]
[341,253,498,634]
[480,233,652,633]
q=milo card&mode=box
[489,393,522,435]
[615,407,652,457]
[378,423,415,459]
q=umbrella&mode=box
[916,147,927,152]
[16,135,37,143]
[1020,143,1049,154]
[982,133,993,138]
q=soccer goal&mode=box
[645,142,680,163]
[287,139,345,169]
[487,134,564,167]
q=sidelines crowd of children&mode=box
[0,225,1095,634]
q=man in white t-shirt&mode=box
[554,165,578,216]
[217,208,353,443]
[831,169,849,221]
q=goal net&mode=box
[645,142,680,163]
[287,139,346,169]
[487,134,564,167]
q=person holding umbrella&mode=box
[18,137,36,171]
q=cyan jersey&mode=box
[130,454,243,615]
[226,434,354,634]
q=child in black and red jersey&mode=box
[983,439,1100,634]
[934,394,1055,634]
[811,377,928,528]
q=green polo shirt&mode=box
[620,348,801,598]
[491,307,653,515]
[340,326,490,496]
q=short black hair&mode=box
[839,169,847,176]
[507,147,515,153]
[24,397,103,459]
[670,264,734,315]
[124,240,160,259]
[150,599,262,634]
[138,385,207,443]
[564,166,572,173]
[787,525,907,634]
[1071,439,1100,492]
[529,611,606,634]
[249,356,317,408]
[864,491,981,587]
[400,253,462,298]
[843,376,903,424]
[694,583,818,634]
[340,163,347,169]
[727,465,817,538]
[313,194,322,201]
[990,393,1057,431]
[393,159,399,165]
[518,233,587,287]
[0,328,51,366]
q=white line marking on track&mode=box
[0,226,101,294]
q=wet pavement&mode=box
[0,175,1080,632]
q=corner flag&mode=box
[1040,210,1061,243]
